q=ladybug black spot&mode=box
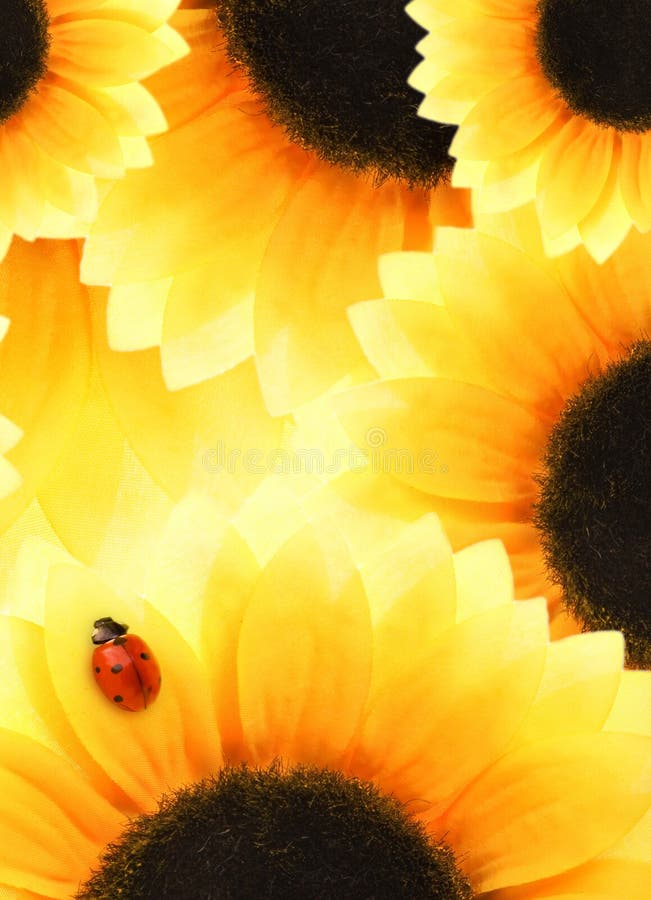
[140,652,149,660]
[113,695,124,704]
[147,685,153,694]
[111,664,123,674]
[95,666,101,673]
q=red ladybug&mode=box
[92,617,161,711]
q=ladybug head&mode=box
[92,617,129,645]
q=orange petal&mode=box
[335,377,545,502]
[22,81,124,178]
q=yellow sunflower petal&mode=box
[335,378,545,502]
[159,253,255,390]
[435,230,603,411]
[620,135,651,232]
[451,76,564,161]
[537,118,614,240]
[512,632,624,747]
[81,105,303,284]
[22,81,125,178]
[238,523,373,766]
[201,522,261,759]
[0,730,123,897]
[42,564,220,810]
[578,143,632,264]
[419,17,530,78]
[0,239,91,536]
[444,733,651,891]
[453,538,514,621]
[355,599,548,817]
[49,19,184,87]
[107,278,170,351]
[255,165,403,415]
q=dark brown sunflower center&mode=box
[215,0,455,188]
[77,763,473,899]
[0,0,50,124]
[536,0,651,132]
[535,340,651,668]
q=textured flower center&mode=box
[536,0,651,132]
[535,341,651,667]
[77,764,473,899]
[216,1,456,187]
[0,0,50,124]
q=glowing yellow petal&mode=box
[537,118,614,240]
[435,231,604,410]
[201,523,260,759]
[159,254,256,389]
[335,378,545,502]
[81,105,303,284]
[238,523,372,766]
[604,671,651,737]
[23,81,125,178]
[453,538,514,621]
[451,75,564,161]
[355,599,548,816]
[513,632,624,747]
[361,512,452,624]
[444,733,651,891]
[0,239,90,535]
[255,165,403,415]
[0,731,123,897]
[349,298,461,379]
[578,144,632,264]
[49,19,185,87]
[419,18,530,78]
[107,278,170,351]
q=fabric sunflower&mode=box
[408,0,651,262]
[80,5,471,416]
[1,488,650,898]
[335,209,651,665]
[0,0,188,255]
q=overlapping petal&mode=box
[0,484,648,896]
[409,0,651,261]
[0,0,188,251]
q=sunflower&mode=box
[1,487,649,898]
[408,0,651,263]
[0,0,188,254]
[80,4,471,416]
[335,209,651,665]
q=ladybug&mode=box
[92,617,161,711]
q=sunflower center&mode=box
[215,1,456,187]
[535,341,651,668]
[536,0,651,132]
[77,763,473,899]
[0,0,50,124]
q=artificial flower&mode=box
[335,210,651,664]
[0,0,188,256]
[0,237,90,535]
[408,0,651,262]
[81,4,470,415]
[1,488,649,897]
